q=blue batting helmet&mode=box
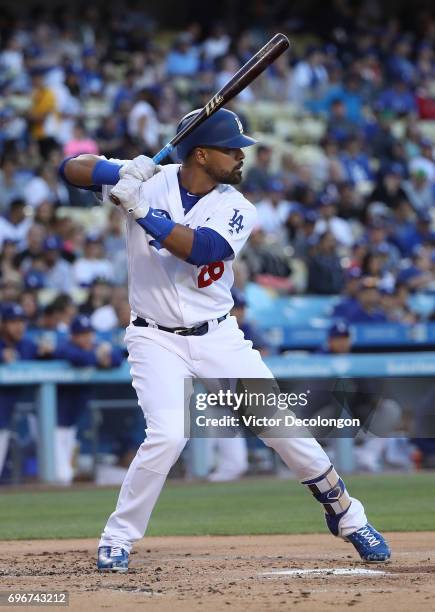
[176,108,257,160]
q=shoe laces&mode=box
[356,525,381,547]
[111,546,124,557]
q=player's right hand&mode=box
[110,176,150,219]
[119,155,161,182]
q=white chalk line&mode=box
[261,568,386,577]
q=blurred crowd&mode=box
[0,1,435,340]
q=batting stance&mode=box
[60,108,390,572]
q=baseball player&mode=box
[60,108,390,572]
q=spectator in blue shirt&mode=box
[52,314,123,484]
[336,276,388,323]
[320,321,352,354]
[326,99,358,143]
[393,211,435,258]
[377,78,417,116]
[387,37,416,85]
[339,136,373,184]
[230,288,269,355]
[307,231,345,295]
[0,304,39,479]
[166,33,199,77]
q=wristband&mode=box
[91,159,122,185]
[136,208,176,242]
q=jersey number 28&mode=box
[197,261,224,288]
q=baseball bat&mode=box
[152,32,290,164]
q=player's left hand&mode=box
[119,155,161,182]
[110,176,150,219]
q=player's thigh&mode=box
[196,316,273,379]
[125,326,193,438]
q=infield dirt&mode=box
[0,533,434,611]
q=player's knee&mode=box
[138,430,188,472]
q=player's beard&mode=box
[204,164,243,185]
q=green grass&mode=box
[0,473,433,540]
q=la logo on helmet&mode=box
[234,116,244,134]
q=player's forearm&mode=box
[162,225,194,260]
[62,155,100,187]
[60,155,121,188]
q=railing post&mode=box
[36,382,57,483]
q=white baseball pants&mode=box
[100,316,366,551]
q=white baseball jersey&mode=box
[101,163,257,327]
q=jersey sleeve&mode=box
[201,197,257,258]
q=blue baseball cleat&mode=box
[97,546,129,572]
[345,524,391,562]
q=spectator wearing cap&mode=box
[78,48,104,96]
[339,136,373,185]
[392,210,435,257]
[366,108,397,166]
[402,163,433,213]
[337,276,388,323]
[43,235,74,292]
[318,318,404,471]
[397,245,435,292]
[0,303,46,478]
[332,268,362,319]
[285,205,310,256]
[231,288,269,355]
[112,69,137,114]
[0,198,32,250]
[79,277,112,317]
[314,193,354,248]
[243,146,275,194]
[307,231,345,295]
[0,158,27,215]
[73,233,114,287]
[326,97,360,144]
[322,322,352,354]
[387,37,416,85]
[52,314,124,484]
[19,290,41,330]
[367,163,407,210]
[377,77,417,117]
[365,219,401,269]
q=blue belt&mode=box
[133,313,228,336]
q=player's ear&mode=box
[194,147,208,167]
